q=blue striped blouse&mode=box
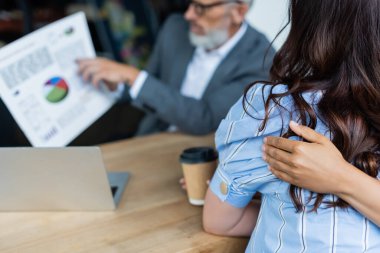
[209,83,380,252]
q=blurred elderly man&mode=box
[78,0,275,135]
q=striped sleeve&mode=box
[209,83,291,208]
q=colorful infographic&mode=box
[44,77,69,103]
[0,12,116,147]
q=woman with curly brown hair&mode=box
[203,0,380,251]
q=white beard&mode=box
[189,28,229,50]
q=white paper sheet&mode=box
[0,12,117,147]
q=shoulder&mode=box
[245,24,267,40]
[156,14,190,48]
[160,14,188,32]
[215,83,292,146]
[243,24,273,49]
[229,83,290,120]
[236,23,276,67]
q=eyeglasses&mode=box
[188,0,243,17]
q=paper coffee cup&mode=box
[180,147,218,206]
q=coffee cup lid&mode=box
[179,146,218,164]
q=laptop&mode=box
[0,147,129,211]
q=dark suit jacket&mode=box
[130,14,275,135]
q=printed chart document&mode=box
[0,12,117,147]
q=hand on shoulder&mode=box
[262,121,351,195]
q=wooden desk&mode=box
[0,133,248,252]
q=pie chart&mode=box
[44,77,69,103]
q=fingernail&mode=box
[290,121,299,127]
[263,137,267,143]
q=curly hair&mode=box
[244,0,380,211]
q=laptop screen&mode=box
[0,147,128,211]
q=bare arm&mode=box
[262,121,380,226]
[203,188,260,237]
